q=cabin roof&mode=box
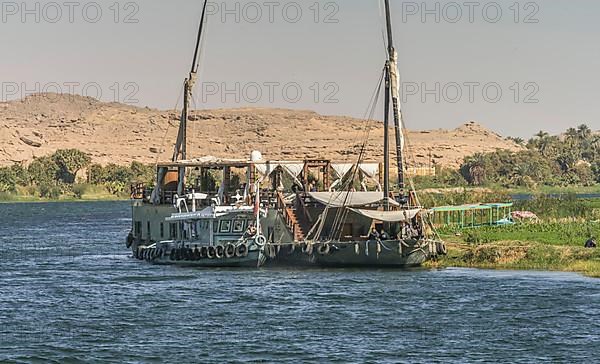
[430,203,513,212]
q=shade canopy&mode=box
[349,208,421,223]
[308,192,399,208]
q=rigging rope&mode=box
[155,87,184,167]
[310,68,385,242]
[328,68,386,241]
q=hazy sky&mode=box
[1,0,599,137]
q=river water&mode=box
[1,201,599,363]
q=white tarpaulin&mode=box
[389,50,405,152]
[331,163,354,178]
[359,164,380,178]
[309,192,398,208]
[283,163,305,178]
[255,162,284,178]
[254,163,269,177]
[255,162,303,178]
[254,162,304,186]
[349,208,421,223]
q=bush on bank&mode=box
[0,150,154,199]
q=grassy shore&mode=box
[427,221,600,278]
[0,187,128,203]
[427,242,600,278]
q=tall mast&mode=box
[383,64,391,211]
[383,0,406,190]
[173,0,209,195]
[172,0,210,163]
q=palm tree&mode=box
[565,127,578,141]
[529,131,554,154]
[507,137,525,146]
[461,153,487,186]
[586,134,600,161]
[577,124,592,141]
[539,135,560,159]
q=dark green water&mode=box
[1,202,599,363]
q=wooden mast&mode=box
[173,0,209,194]
[383,0,405,191]
[383,62,391,211]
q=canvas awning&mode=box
[254,162,304,178]
[349,208,421,223]
[331,163,354,178]
[308,192,399,208]
[358,163,380,178]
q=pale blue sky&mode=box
[1,0,598,137]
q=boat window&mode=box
[192,222,198,238]
[147,221,151,239]
[232,219,245,233]
[219,220,231,233]
[213,221,218,233]
[160,223,164,238]
[134,221,142,237]
[170,223,177,239]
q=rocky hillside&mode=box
[0,94,521,168]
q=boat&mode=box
[126,0,446,268]
[259,0,446,267]
[136,204,264,268]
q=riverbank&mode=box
[427,242,600,278]
[427,220,600,278]
[0,191,127,203]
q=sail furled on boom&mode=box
[388,50,405,155]
[382,0,406,190]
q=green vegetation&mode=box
[430,241,600,278]
[414,125,600,277]
[440,220,599,246]
[0,149,154,201]
[514,195,600,220]
[418,190,512,208]
[461,124,600,188]
[428,195,600,278]
[414,124,600,191]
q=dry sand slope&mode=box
[0,94,521,167]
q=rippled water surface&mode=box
[1,202,599,363]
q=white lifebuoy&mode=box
[255,235,267,247]
[235,244,249,258]
[225,244,236,259]
[318,244,331,256]
[215,245,224,259]
[207,246,216,259]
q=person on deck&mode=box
[379,228,389,241]
[368,227,380,241]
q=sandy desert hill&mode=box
[0,93,521,168]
